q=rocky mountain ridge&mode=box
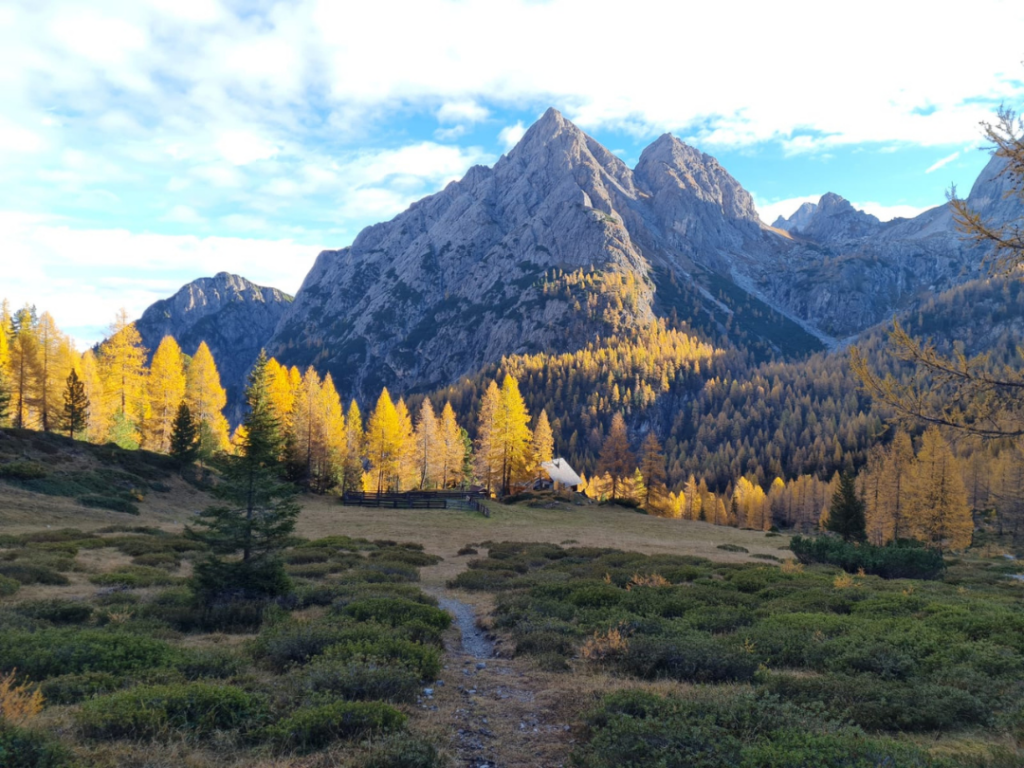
[137,109,1019,406]
[134,272,292,417]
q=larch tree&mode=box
[8,307,41,429]
[291,366,322,489]
[532,409,554,482]
[98,309,147,447]
[59,369,89,438]
[185,341,230,457]
[394,398,416,491]
[36,312,66,432]
[413,397,440,489]
[341,399,364,495]
[438,402,464,489]
[909,427,973,552]
[317,373,346,492]
[187,352,299,602]
[597,413,634,501]
[78,350,107,442]
[0,366,10,426]
[990,445,1024,542]
[475,381,503,494]
[638,432,667,512]
[682,475,701,521]
[265,358,295,444]
[146,336,187,453]
[494,375,532,495]
[366,388,403,493]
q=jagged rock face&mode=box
[266,108,1020,398]
[751,159,1016,338]
[773,201,817,232]
[135,272,293,418]
[269,109,768,399]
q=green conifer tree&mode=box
[170,401,199,473]
[186,352,299,603]
[827,471,867,542]
[59,369,89,438]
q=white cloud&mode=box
[853,201,931,222]
[0,211,318,346]
[925,151,960,174]
[215,130,279,166]
[498,121,526,151]
[436,100,489,124]
[755,194,822,226]
[163,204,204,224]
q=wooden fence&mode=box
[341,490,489,514]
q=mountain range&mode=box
[135,108,1017,411]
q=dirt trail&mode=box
[419,565,578,768]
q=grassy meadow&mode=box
[1,435,1023,767]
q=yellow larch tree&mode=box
[532,409,554,482]
[317,373,346,492]
[366,388,403,493]
[395,398,416,491]
[682,475,701,521]
[78,350,107,442]
[145,336,187,453]
[265,357,296,437]
[908,427,973,552]
[413,397,440,489]
[98,308,148,446]
[597,412,634,501]
[341,399,364,495]
[495,375,532,495]
[638,432,667,512]
[36,312,67,432]
[8,306,41,429]
[185,341,230,455]
[475,381,503,494]
[438,401,464,489]
[291,366,322,488]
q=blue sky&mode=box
[2,0,1022,344]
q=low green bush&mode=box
[89,565,176,588]
[40,672,122,704]
[0,461,50,480]
[0,720,73,768]
[617,633,759,683]
[0,563,69,585]
[77,682,266,740]
[352,562,421,583]
[0,573,19,596]
[144,598,268,633]
[304,658,421,703]
[790,535,945,580]
[339,598,451,630]
[264,701,405,753]
[131,552,181,568]
[359,733,444,768]
[320,636,442,680]
[254,621,354,670]
[717,543,748,553]
[368,549,441,567]
[15,599,92,625]
[78,495,140,515]
[0,627,178,678]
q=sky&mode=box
[2,0,1023,345]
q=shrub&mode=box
[0,628,178,679]
[790,536,945,580]
[340,598,452,630]
[321,637,442,680]
[304,658,420,703]
[353,562,420,583]
[0,721,73,768]
[175,648,242,680]
[368,549,441,567]
[569,584,623,609]
[254,622,354,670]
[77,682,266,740]
[0,462,49,480]
[0,574,19,597]
[146,599,268,633]
[78,495,139,515]
[717,544,749,553]
[457,547,478,556]
[617,633,759,683]
[360,733,444,768]
[15,600,92,625]
[447,569,516,591]
[0,564,69,586]
[40,672,121,704]
[131,552,180,568]
[89,565,176,588]
[264,701,405,753]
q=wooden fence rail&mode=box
[342,490,490,513]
